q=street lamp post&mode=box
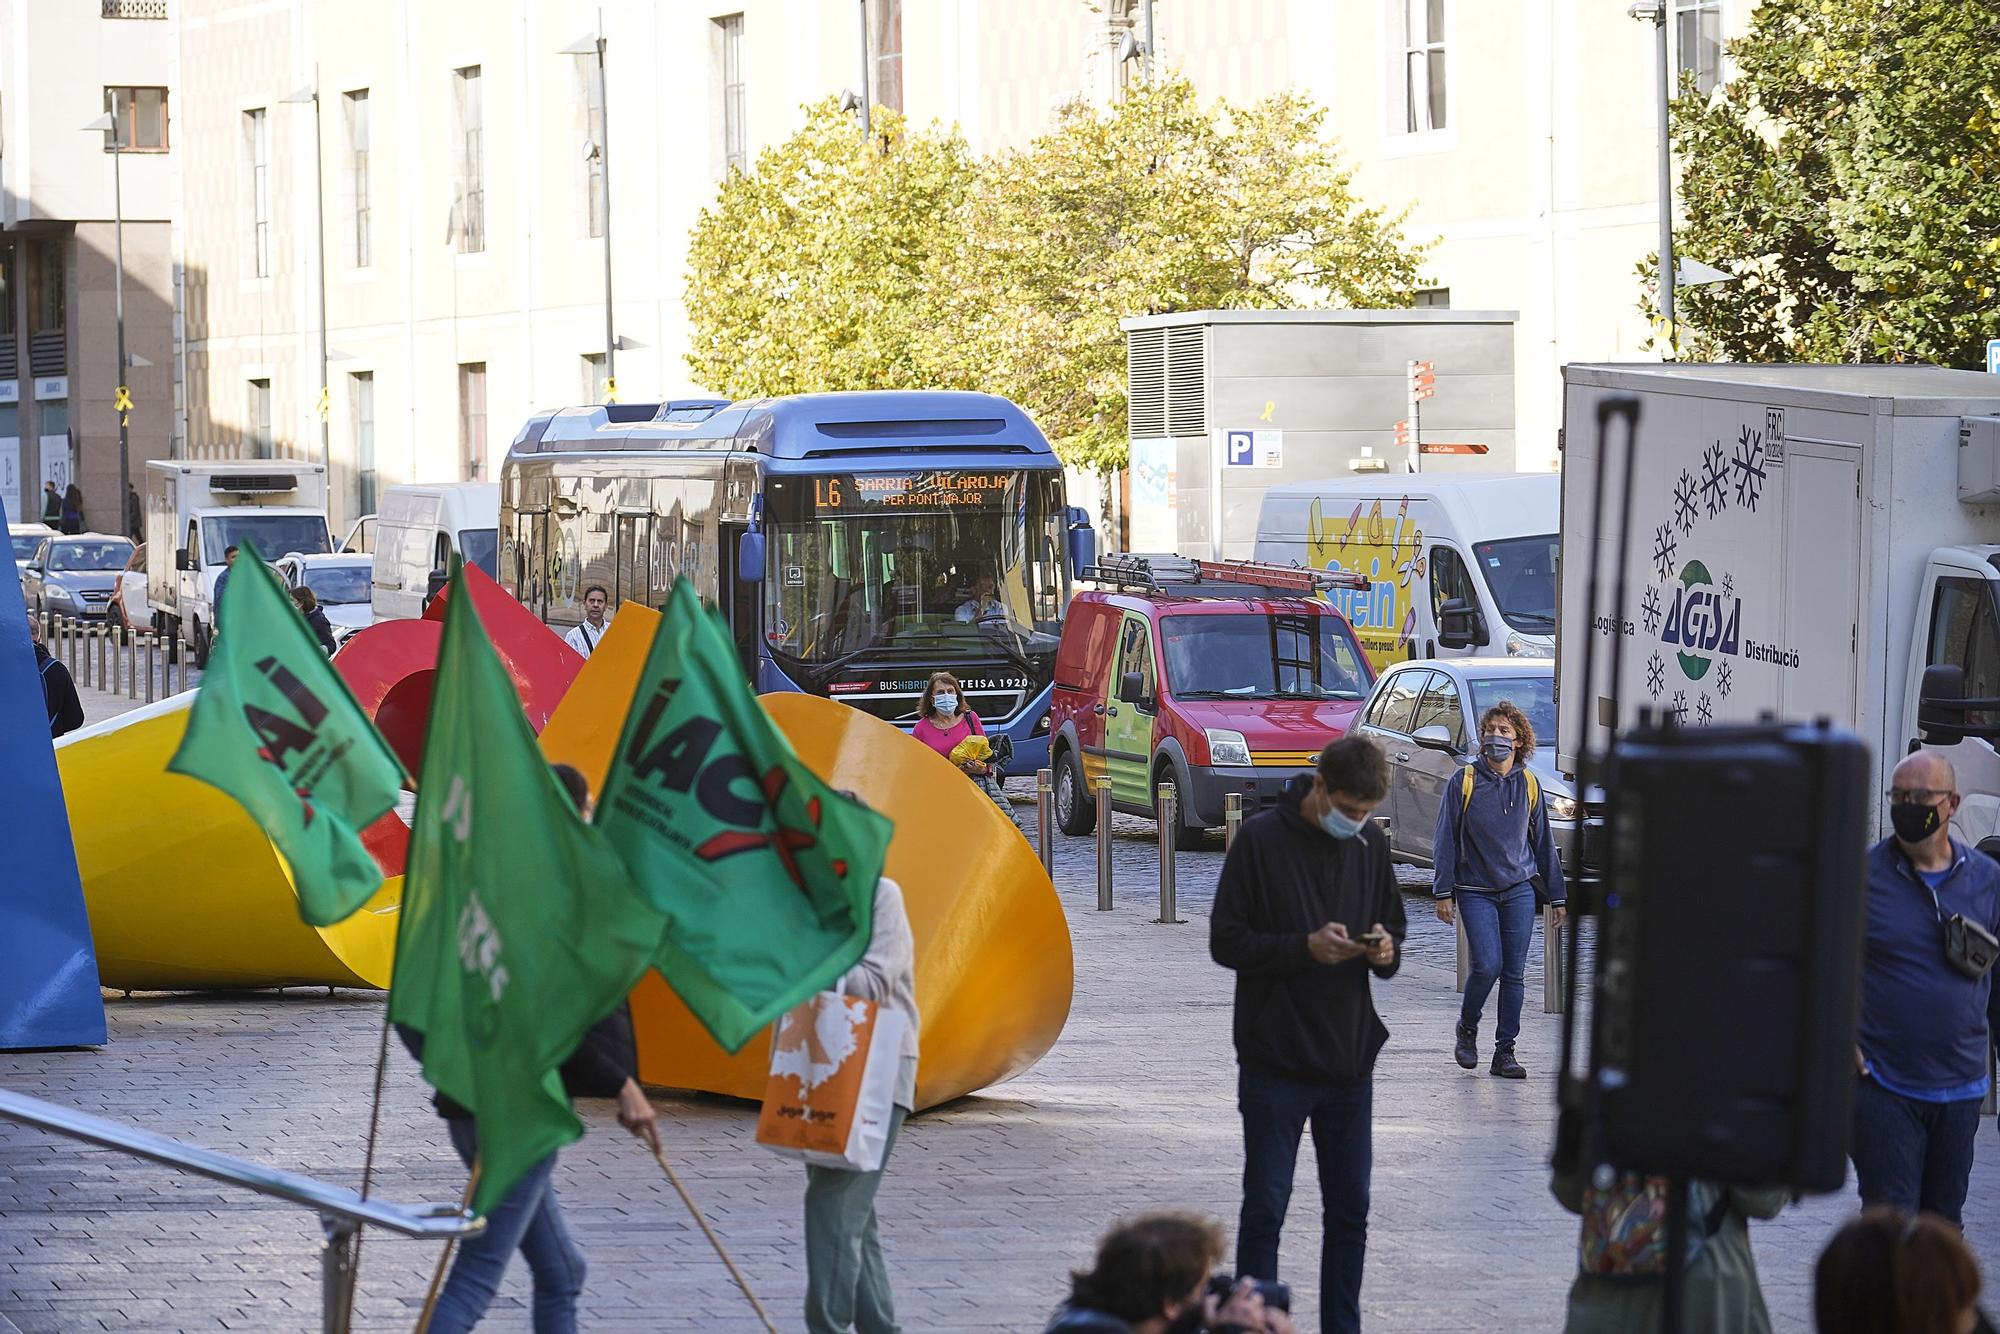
[81,111,130,537]
[857,0,873,137]
[562,14,615,400]
[1630,1,1675,349]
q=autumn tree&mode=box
[1651,0,2000,364]
[683,101,977,398]
[684,79,1430,468]
[925,77,1429,468]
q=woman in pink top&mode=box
[911,670,1010,813]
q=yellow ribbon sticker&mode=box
[113,385,133,426]
[603,376,619,405]
[316,385,330,421]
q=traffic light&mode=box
[1409,360,1436,401]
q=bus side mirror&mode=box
[1066,507,1097,577]
[737,529,765,584]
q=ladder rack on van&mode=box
[1083,553,1367,596]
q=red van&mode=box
[1049,557,1375,848]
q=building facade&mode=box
[0,0,176,536]
[171,1,1741,530]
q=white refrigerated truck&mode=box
[1556,363,2000,844]
[144,460,332,665]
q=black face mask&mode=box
[1890,800,1943,844]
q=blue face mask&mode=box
[934,693,959,715]
[1481,736,1514,764]
[1319,806,1366,840]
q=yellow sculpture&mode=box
[54,698,401,990]
[536,608,1075,1110]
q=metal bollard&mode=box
[1094,776,1113,911]
[1543,904,1566,1013]
[96,624,107,690]
[125,627,137,699]
[64,618,76,676]
[1455,898,1469,993]
[109,626,121,696]
[1035,768,1054,877]
[1224,792,1243,849]
[144,633,156,704]
[1154,782,1182,924]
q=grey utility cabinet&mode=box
[1122,309,1518,558]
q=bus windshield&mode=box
[762,470,1067,669]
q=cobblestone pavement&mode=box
[5,740,2000,1331]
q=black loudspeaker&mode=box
[1587,719,1869,1193]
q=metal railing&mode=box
[44,614,193,701]
[0,1087,479,1333]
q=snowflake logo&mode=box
[1732,425,1767,511]
[1700,441,1730,517]
[1646,651,1665,699]
[1697,692,1714,726]
[1641,584,1663,634]
[1721,571,1734,600]
[1716,660,1733,698]
[1672,470,1698,536]
[1671,690,1689,726]
[1652,523,1678,583]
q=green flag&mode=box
[166,540,406,927]
[388,565,665,1216]
[597,577,894,1053]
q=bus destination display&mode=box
[811,471,1016,513]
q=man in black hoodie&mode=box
[1211,736,1404,1334]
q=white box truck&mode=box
[369,481,499,621]
[145,460,332,665]
[1556,363,2000,843]
[1252,473,1559,673]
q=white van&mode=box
[1252,473,1558,673]
[370,482,500,620]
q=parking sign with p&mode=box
[1226,430,1255,466]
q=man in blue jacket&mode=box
[1211,736,1405,1334]
[1853,750,2000,1226]
[1431,701,1566,1079]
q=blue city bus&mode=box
[498,391,1095,776]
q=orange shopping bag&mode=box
[755,991,909,1172]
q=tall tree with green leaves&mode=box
[1650,0,2000,364]
[683,79,1429,469]
[928,78,1429,468]
[683,101,977,398]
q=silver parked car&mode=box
[21,532,135,622]
[1351,657,1601,885]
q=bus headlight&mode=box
[1205,728,1252,767]
[1544,793,1579,822]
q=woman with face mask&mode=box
[1429,700,1567,1080]
[912,670,1010,813]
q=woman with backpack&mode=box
[1553,1165,1789,1332]
[1430,699,1566,1078]
[911,670,1010,813]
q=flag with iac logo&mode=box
[166,540,406,926]
[388,565,666,1215]
[597,577,894,1053]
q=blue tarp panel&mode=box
[0,493,105,1049]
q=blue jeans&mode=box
[431,1118,587,1334]
[1236,1067,1371,1334]
[1851,1075,1982,1226]
[1457,882,1536,1051]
